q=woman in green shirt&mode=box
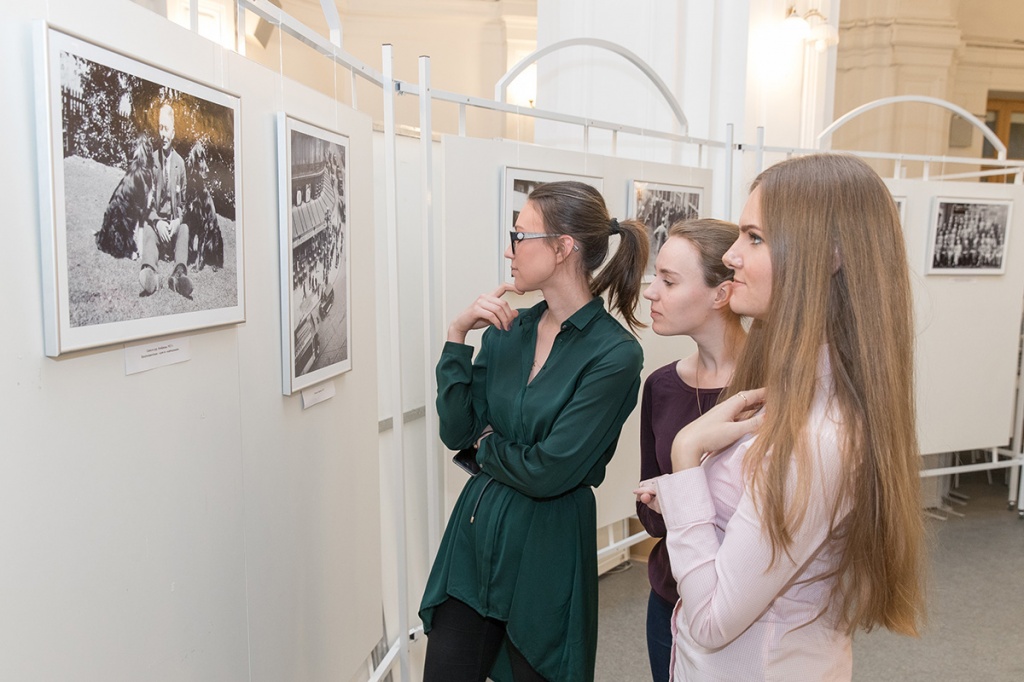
[420,181,648,682]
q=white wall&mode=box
[0,1,382,680]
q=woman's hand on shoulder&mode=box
[447,283,524,343]
[671,388,766,471]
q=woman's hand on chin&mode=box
[448,283,525,342]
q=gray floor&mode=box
[596,472,1024,681]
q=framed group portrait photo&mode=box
[35,27,244,356]
[926,197,1012,275]
[277,114,352,395]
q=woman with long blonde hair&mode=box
[636,154,925,679]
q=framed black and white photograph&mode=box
[501,167,603,283]
[892,196,906,226]
[277,115,352,394]
[926,197,1011,275]
[628,180,703,280]
[35,28,244,357]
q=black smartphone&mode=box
[452,447,481,476]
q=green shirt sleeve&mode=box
[435,340,490,450]
[476,338,642,498]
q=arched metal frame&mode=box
[318,0,343,48]
[818,95,1007,160]
[494,37,689,136]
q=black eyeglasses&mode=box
[509,230,560,254]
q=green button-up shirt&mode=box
[420,297,642,682]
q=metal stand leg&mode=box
[1017,459,1024,519]
[1011,462,1021,511]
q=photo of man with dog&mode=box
[60,48,238,328]
[138,103,191,299]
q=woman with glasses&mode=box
[635,154,925,679]
[420,181,648,682]
[634,218,746,682]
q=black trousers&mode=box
[422,598,548,682]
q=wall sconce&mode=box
[784,6,811,39]
[804,8,840,52]
[784,6,839,51]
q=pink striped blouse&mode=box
[656,361,853,681]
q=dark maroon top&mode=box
[637,361,724,604]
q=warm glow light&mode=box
[781,6,840,52]
[783,6,810,40]
[169,0,237,50]
[506,64,537,108]
[805,9,840,52]
[752,21,802,90]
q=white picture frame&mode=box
[892,196,906,226]
[277,114,352,395]
[501,167,603,283]
[35,26,245,357]
[627,180,703,281]
[926,197,1012,275]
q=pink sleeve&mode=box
[656,425,844,649]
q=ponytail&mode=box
[590,217,648,331]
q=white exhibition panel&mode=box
[0,1,381,680]
[371,132,441,635]
[237,56,382,682]
[440,134,712,528]
[372,134,432,421]
[888,178,1024,456]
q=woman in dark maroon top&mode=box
[636,219,745,682]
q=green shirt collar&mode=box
[520,296,605,331]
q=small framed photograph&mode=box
[628,181,703,280]
[926,197,1011,275]
[35,27,244,357]
[892,196,906,226]
[277,114,352,395]
[501,167,603,282]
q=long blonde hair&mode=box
[727,154,925,635]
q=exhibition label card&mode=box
[302,381,336,409]
[124,336,191,375]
